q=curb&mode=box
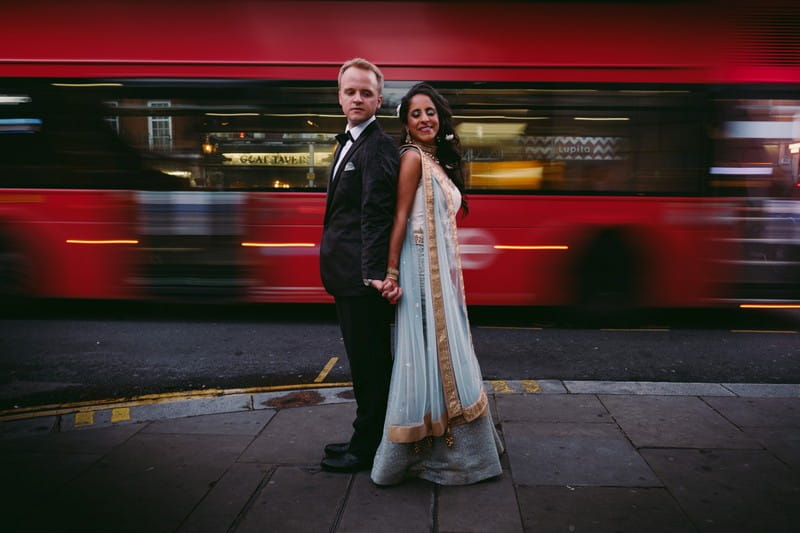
[2,380,799,437]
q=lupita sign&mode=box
[521,136,626,161]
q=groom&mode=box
[319,58,399,472]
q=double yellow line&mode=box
[0,381,352,423]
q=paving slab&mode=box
[739,426,800,469]
[239,402,355,464]
[495,393,612,424]
[144,409,275,435]
[642,448,800,532]
[516,486,695,533]
[234,466,350,533]
[722,383,800,397]
[703,396,800,428]
[337,474,434,532]
[0,415,57,440]
[503,421,661,487]
[599,395,760,449]
[438,470,523,533]
[178,462,273,533]
[21,432,253,532]
[0,422,141,453]
[2,450,102,531]
[566,381,733,396]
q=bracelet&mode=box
[385,273,398,282]
[387,267,399,278]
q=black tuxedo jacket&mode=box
[320,120,399,297]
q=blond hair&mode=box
[338,57,385,95]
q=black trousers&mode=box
[334,292,393,459]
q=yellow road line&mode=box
[490,380,514,393]
[111,408,131,423]
[730,329,797,334]
[5,388,233,415]
[520,380,541,393]
[314,357,339,383]
[74,411,94,427]
[0,382,353,422]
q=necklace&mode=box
[412,141,439,164]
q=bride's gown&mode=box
[370,145,503,486]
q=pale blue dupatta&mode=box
[384,145,488,443]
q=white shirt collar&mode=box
[346,115,376,141]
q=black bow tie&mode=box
[336,131,353,145]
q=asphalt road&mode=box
[1,301,798,409]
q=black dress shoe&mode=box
[320,452,372,473]
[324,442,350,457]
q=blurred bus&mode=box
[0,0,798,310]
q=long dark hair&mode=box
[399,82,468,214]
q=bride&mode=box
[371,83,503,486]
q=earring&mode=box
[403,130,412,144]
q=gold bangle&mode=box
[387,267,399,277]
[385,273,398,282]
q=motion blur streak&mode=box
[494,245,569,251]
[241,243,316,248]
[740,304,800,309]
[66,240,139,245]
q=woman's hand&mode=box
[380,277,402,302]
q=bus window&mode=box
[429,86,707,195]
[0,84,170,190]
[711,94,800,198]
[106,82,353,191]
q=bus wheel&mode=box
[573,230,640,325]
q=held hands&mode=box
[370,278,402,302]
[382,277,402,302]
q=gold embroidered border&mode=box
[420,150,462,422]
[386,390,489,443]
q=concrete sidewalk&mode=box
[1,380,799,532]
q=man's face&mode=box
[338,66,382,128]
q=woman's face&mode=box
[406,93,439,145]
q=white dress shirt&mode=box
[332,115,376,179]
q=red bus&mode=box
[1,0,798,309]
